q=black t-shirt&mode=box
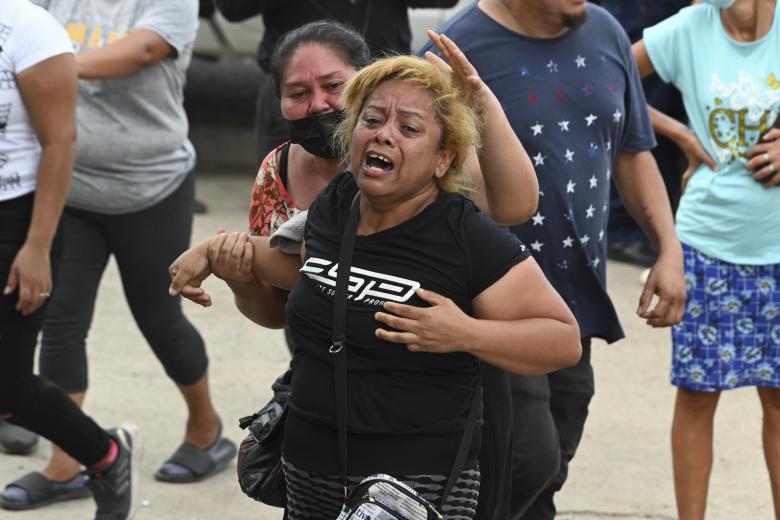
[282,172,529,475]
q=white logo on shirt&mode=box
[300,257,420,305]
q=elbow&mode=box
[558,321,582,369]
[138,45,161,70]
[492,194,539,226]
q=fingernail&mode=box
[3,286,10,295]
[168,287,177,296]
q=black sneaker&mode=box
[86,424,140,520]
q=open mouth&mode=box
[364,152,394,174]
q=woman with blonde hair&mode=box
[171,43,581,519]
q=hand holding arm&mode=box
[169,235,215,306]
[7,54,77,315]
[424,32,538,224]
[612,151,686,327]
[204,230,292,327]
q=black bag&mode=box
[236,369,291,507]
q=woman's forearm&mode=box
[248,236,302,291]
[470,95,539,225]
[76,29,174,79]
[648,105,689,144]
[464,316,581,375]
[227,279,288,328]
[27,142,73,249]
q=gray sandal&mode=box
[0,422,38,455]
[0,472,91,511]
[154,425,237,484]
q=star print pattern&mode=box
[503,43,656,297]
[421,5,658,341]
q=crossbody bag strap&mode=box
[440,366,483,507]
[331,194,361,501]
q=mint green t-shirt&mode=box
[645,4,780,265]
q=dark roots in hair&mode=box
[270,20,371,97]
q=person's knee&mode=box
[675,387,720,417]
[0,380,29,415]
[758,387,780,418]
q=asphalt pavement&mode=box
[0,168,771,519]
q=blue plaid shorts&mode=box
[671,244,780,391]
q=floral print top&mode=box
[248,142,302,237]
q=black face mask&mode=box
[285,110,345,159]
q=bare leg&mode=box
[758,387,780,519]
[672,387,720,520]
[41,373,219,483]
[177,373,220,448]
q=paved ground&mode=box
[0,168,772,519]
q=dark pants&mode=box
[0,193,110,465]
[510,339,594,519]
[39,173,208,393]
[255,70,288,162]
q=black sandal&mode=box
[154,424,237,484]
[0,422,38,455]
[0,472,91,511]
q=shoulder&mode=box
[646,4,712,36]
[308,171,357,224]
[255,142,288,187]
[582,4,627,34]
[440,192,520,243]
[420,4,483,53]
[3,0,73,73]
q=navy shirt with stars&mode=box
[421,4,656,342]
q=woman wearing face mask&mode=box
[174,22,539,518]
[171,50,581,519]
[633,0,780,517]
[240,21,539,329]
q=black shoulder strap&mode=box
[278,142,291,189]
[331,194,482,510]
[332,194,361,501]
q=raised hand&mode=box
[424,31,489,109]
